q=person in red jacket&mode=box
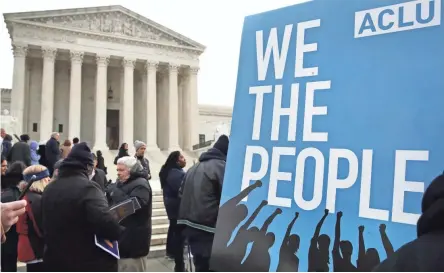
[17,164,51,272]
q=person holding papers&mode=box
[42,142,123,272]
[108,156,152,272]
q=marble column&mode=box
[39,47,57,143]
[167,64,180,151]
[68,51,83,140]
[10,44,28,133]
[145,61,159,151]
[122,58,136,149]
[183,66,199,150]
[93,55,109,151]
[119,68,124,144]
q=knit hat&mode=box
[213,135,229,156]
[134,140,146,151]
[62,142,94,170]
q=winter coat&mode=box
[178,148,226,233]
[42,159,123,272]
[29,141,40,165]
[107,171,152,259]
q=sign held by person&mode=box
[210,0,444,271]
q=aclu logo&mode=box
[355,0,441,38]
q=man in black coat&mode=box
[7,134,31,166]
[108,156,152,272]
[42,142,123,272]
[178,135,229,272]
[45,132,61,176]
[374,174,444,272]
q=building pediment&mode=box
[4,5,205,52]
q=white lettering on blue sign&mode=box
[241,17,432,225]
[354,0,441,38]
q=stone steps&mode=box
[149,191,168,258]
[151,233,168,246]
[152,215,169,225]
[153,195,163,203]
[153,208,166,217]
[153,201,165,209]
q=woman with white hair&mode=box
[108,156,152,272]
[16,164,52,272]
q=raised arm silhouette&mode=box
[242,208,283,272]
[357,225,366,270]
[240,200,268,234]
[227,200,268,262]
[379,224,394,258]
[260,208,282,232]
[357,225,380,271]
[308,209,331,272]
[220,180,263,211]
[332,212,357,272]
[277,212,300,272]
[217,180,263,247]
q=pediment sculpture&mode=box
[25,11,192,47]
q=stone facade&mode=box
[1,88,232,148]
[3,5,232,151]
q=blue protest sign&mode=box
[210,0,444,271]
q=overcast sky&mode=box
[0,0,307,107]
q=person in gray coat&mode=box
[178,135,229,272]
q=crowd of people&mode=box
[0,126,231,272]
[1,126,443,272]
[0,128,155,272]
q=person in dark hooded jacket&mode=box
[41,142,123,272]
[373,174,444,272]
[178,135,229,272]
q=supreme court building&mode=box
[3,5,224,151]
